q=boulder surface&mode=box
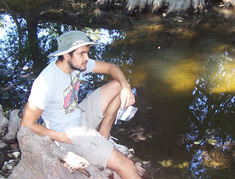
[8,127,122,179]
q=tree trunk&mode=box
[25,12,43,76]
[97,0,207,15]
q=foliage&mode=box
[185,52,235,150]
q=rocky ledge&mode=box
[0,105,153,179]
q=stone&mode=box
[0,105,8,136]
[3,110,21,141]
[0,142,7,149]
[6,164,13,170]
[12,152,20,159]
[8,127,121,179]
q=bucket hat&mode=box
[48,30,99,57]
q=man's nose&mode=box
[84,53,89,60]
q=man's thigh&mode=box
[79,88,103,129]
[59,127,114,167]
[99,80,121,113]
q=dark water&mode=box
[0,10,234,179]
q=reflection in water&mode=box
[186,52,235,178]
[188,149,208,179]
[0,15,33,109]
[209,53,235,93]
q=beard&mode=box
[69,61,86,72]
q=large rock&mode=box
[8,127,123,179]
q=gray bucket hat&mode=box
[48,30,99,57]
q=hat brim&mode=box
[48,42,100,57]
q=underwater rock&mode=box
[128,126,154,142]
[201,147,234,168]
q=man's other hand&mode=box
[120,88,135,109]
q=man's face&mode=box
[69,45,90,72]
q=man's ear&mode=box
[63,53,70,59]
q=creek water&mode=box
[0,10,234,179]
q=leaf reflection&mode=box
[185,52,235,177]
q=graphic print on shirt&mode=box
[63,72,80,114]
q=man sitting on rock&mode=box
[21,30,141,179]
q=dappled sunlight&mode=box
[123,24,164,45]
[154,54,235,94]
[214,7,235,19]
[130,24,164,35]
[158,160,189,168]
[168,28,197,40]
[162,60,203,92]
[134,24,164,33]
[43,8,64,14]
[210,61,235,93]
[128,58,205,95]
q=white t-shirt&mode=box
[28,59,95,132]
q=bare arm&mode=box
[21,102,72,144]
[93,61,135,108]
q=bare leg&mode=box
[98,80,121,139]
[98,81,141,178]
[107,148,142,179]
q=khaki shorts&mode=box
[59,88,114,167]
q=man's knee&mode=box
[100,80,121,96]
[110,80,122,93]
[100,80,121,111]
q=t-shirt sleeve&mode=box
[28,76,52,110]
[81,59,95,74]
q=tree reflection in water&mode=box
[186,52,235,178]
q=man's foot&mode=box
[109,136,128,155]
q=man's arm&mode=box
[21,102,72,144]
[93,61,135,108]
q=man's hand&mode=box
[22,102,73,144]
[64,152,89,171]
[120,88,135,109]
